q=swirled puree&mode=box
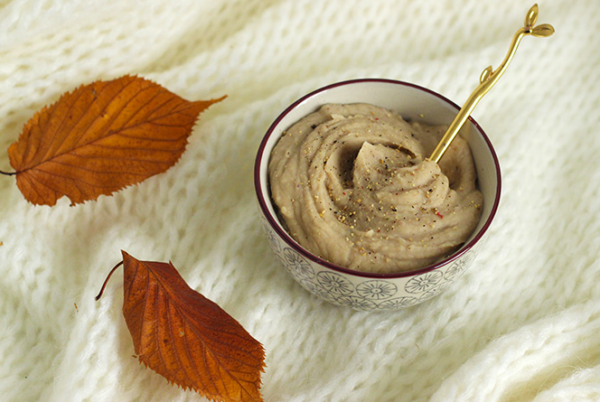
[268,104,483,273]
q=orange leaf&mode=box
[97,251,265,402]
[7,75,225,206]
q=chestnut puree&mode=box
[268,104,483,273]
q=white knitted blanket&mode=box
[1,1,599,401]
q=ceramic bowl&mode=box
[254,79,501,311]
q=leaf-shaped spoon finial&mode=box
[429,4,554,163]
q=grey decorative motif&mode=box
[356,280,398,300]
[335,295,377,310]
[264,227,281,254]
[265,224,478,310]
[444,260,467,282]
[444,250,476,281]
[291,265,458,310]
[418,284,447,301]
[316,271,354,296]
[298,279,321,294]
[377,297,420,310]
[405,271,443,294]
[259,216,282,255]
[282,248,315,279]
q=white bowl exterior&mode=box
[259,214,479,311]
[256,80,500,311]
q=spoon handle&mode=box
[429,3,554,163]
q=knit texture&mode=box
[0,1,598,401]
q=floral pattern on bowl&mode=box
[261,216,479,311]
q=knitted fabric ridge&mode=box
[0,0,599,401]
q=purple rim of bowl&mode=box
[254,78,502,279]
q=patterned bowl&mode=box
[254,79,501,311]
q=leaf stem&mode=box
[95,260,124,301]
[0,169,16,176]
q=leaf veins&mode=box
[97,251,265,402]
[7,75,225,206]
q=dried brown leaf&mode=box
[97,252,265,402]
[7,75,224,206]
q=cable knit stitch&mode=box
[0,1,598,401]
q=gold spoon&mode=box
[429,3,554,163]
